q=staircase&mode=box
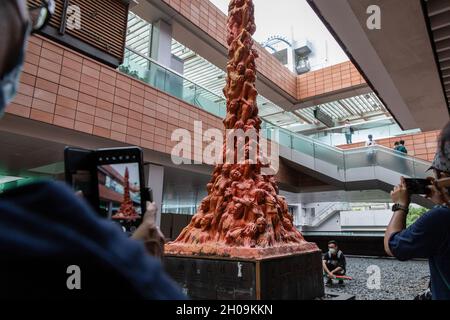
[262,123,434,208]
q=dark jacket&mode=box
[389,206,450,300]
[323,250,346,273]
[0,181,186,299]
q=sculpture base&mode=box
[165,241,319,260]
[164,249,324,300]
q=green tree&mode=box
[407,206,428,227]
[118,65,146,82]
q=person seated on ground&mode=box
[0,0,184,299]
[323,240,347,285]
[384,121,450,300]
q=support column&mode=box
[145,164,165,227]
[150,19,173,69]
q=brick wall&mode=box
[161,0,366,102]
[338,130,440,162]
[7,35,223,161]
[297,61,366,99]
[162,0,298,99]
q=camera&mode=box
[64,146,152,234]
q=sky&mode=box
[109,163,141,186]
[209,0,348,69]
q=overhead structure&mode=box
[307,0,450,131]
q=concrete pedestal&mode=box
[164,251,324,300]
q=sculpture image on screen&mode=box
[165,0,318,259]
[97,163,141,227]
[111,167,140,221]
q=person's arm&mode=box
[338,253,346,272]
[385,178,450,260]
[322,258,335,278]
[330,267,343,275]
[384,212,408,257]
[384,177,410,256]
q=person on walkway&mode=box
[397,140,408,154]
[394,141,400,151]
[366,134,376,147]
[343,119,354,144]
[366,135,377,164]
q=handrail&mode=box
[311,203,349,226]
[120,50,432,175]
[262,119,344,153]
[341,144,432,166]
[124,47,227,103]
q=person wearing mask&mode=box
[384,121,450,300]
[322,240,347,285]
[0,0,185,299]
[343,119,354,144]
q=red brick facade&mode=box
[8,35,437,167]
[297,61,366,100]
[7,35,223,161]
[161,0,365,101]
[338,131,440,162]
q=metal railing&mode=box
[261,119,432,180]
[119,49,432,180]
[121,47,227,118]
[308,203,351,227]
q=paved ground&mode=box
[324,257,430,300]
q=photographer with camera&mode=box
[0,0,184,299]
[384,121,450,300]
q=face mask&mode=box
[0,27,29,116]
[329,248,337,255]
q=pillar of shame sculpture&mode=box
[165,0,318,259]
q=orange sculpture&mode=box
[112,167,140,221]
[165,0,318,259]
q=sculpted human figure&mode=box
[165,0,308,258]
[245,48,258,71]
[256,217,274,247]
[224,100,239,129]
[210,165,232,217]
[228,0,251,40]
[225,62,246,103]
[281,217,301,243]
[242,69,257,106]
[233,30,253,66]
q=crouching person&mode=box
[323,240,347,285]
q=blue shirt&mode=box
[389,206,450,300]
[0,181,186,299]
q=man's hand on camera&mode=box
[131,202,165,259]
[391,177,411,207]
[143,201,158,225]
